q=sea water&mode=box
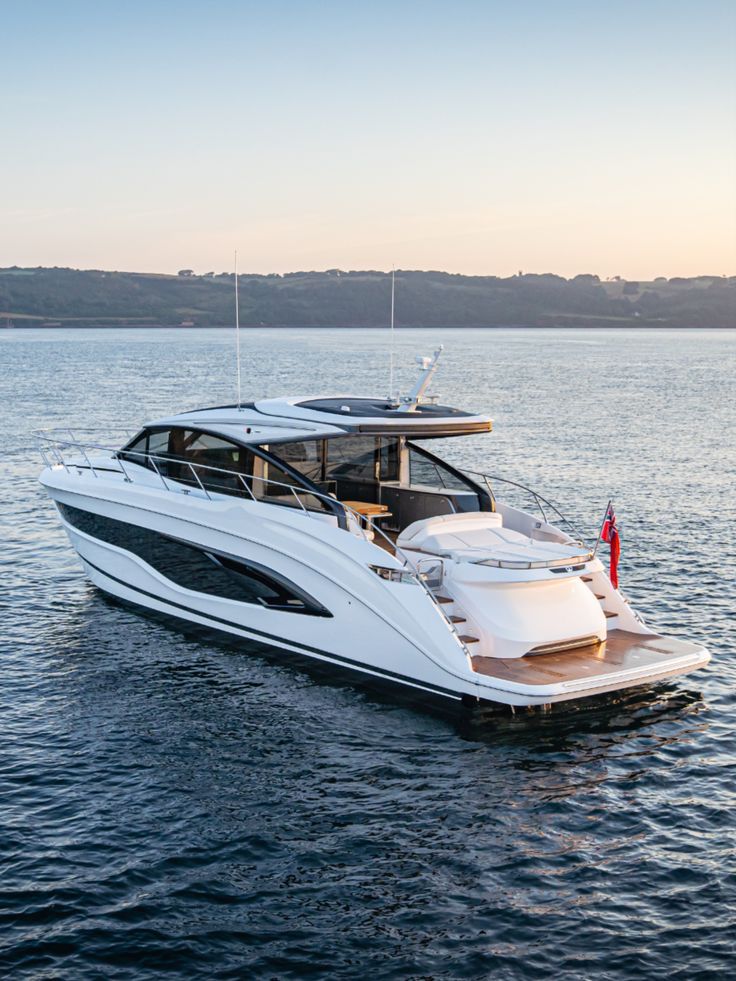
[1,327,734,978]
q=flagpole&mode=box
[593,499,611,556]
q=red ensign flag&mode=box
[601,504,620,589]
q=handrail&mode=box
[459,467,583,542]
[36,426,138,439]
[34,431,471,656]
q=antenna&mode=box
[397,345,444,413]
[234,249,241,410]
[389,267,395,401]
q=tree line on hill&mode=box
[0,267,733,328]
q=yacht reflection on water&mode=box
[37,349,709,711]
[51,583,708,754]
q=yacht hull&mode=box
[40,465,710,709]
[45,472,482,703]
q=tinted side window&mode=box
[170,430,251,495]
[378,437,400,482]
[119,431,150,467]
[409,447,442,486]
[409,443,480,493]
[122,428,253,496]
[58,503,330,616]
[147,430,171,457]
[254,456,329,512]
[273,440,323,482]
[179,431,245,470]
[325,436,377,482]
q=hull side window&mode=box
[57,503,330,616]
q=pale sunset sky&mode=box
[2,0,735,279]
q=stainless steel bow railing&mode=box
[34,430,472,656]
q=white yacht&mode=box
[37,351,709,709]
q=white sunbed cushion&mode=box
[399,512,503,546]
[423,527,527,552]
[398,513,585,565]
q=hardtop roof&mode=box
[143,395,492,443]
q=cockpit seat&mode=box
[397,512,589,566]
[399,511,504,547]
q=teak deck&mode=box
[471,630,703,686]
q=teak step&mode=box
[459,635,480,644]
[595,593,606,600]
[582,576,593,582]
[435,595,453,605]
[604,610,617,619]
[449,615,466,624]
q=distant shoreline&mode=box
[2,267,733,330]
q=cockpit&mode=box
[268,434,491,534]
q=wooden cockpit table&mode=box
[341,501,393,527]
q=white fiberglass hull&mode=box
[40,464,710,708]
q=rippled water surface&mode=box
[2,327,735,979]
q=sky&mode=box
[2,0,735,279]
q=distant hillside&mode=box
[0,267,734,328]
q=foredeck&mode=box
[471,630,706,687]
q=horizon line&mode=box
[2,264,734,282]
